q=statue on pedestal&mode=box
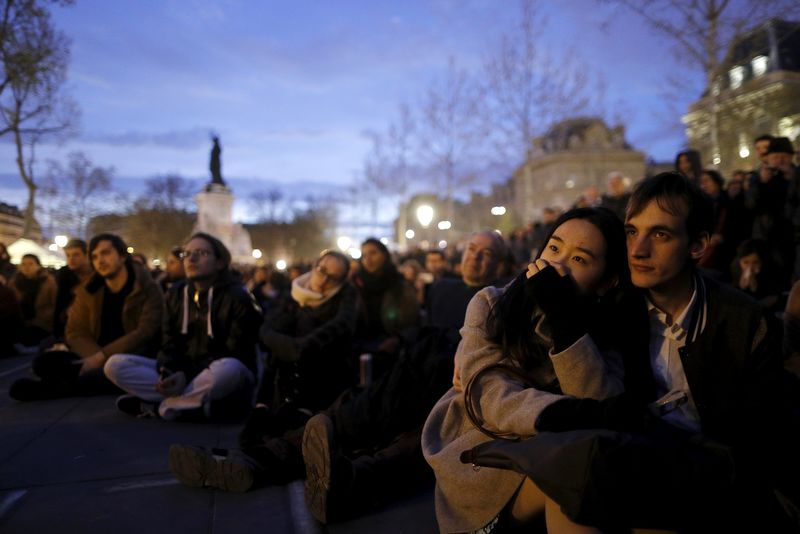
[209,136,226,187]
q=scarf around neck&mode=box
[291,271,342,308]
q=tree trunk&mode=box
[13,127,37,239]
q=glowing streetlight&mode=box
[348,247,361,259]
[252,249,263,259]
[379,237,389,245]
[54,235,68,248]
[739,146,750,158]
[416,205,434,227]
[405,229,415,239]
[337,236,352,251]
[48,243,58,251]
[437,220,451,230]
[490,206,506,216]
[438,240,447,249]
[127,246,134,253]
[276,259,287,270]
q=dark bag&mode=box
[462,427,741,530]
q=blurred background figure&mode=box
[53,239,93,342]
[10,254,57,349]
[158,246,186,294]
[731,238,784,314]
[675,149,703,184]
[600,172,631,221]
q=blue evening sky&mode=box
[1,0,696,227]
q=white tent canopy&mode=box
[8,238,66,269]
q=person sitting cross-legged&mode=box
[104,232,262,421]
[9,234,162,400]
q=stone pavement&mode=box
[0,354,438,534]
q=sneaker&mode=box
[302,413,352,524]
[115,394,159,418]
[168,444,257,492]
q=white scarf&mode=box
[291,271,342,308]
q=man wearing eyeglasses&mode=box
[9,233,163,401]
[104,232,262,421]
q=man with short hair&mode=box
[424,250,450,282]
[105,232,262,421]
[52,238,93,341]
[9,233,163,401]
[623,171,793,527]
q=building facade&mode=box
[512,117,646,222]
[683,19,800,177]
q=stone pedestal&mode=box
[194,184,254,265]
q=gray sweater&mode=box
[421,286,625,533]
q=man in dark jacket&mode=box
[535,172,797,530]
[104,232,262,421]
[9,233,163,401]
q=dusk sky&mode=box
[1,0,696,230]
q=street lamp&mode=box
[276,259,287,270]
[405,229,415,239]
[437,220,451,230]
[337,236,352,251]
[491,206,506,216]
[252,249,262,259]
[54,235,68,248]
[416,205,434,227]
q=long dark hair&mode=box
[487,207,628,369]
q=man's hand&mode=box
[156,371,186,397]
[79,351,105,375]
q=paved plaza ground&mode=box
[0,354,438,534]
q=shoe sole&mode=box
[168,445,254,492]
[302,414,335,524]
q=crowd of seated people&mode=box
[1,135,800,530]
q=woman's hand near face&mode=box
[526,258,568,279]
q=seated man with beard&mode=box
[10,234,162,400]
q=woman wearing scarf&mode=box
[256,249,359,420]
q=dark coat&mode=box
[158,271,262,380]
[619,274,793,480]
[258,282,358,411]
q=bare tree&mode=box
[414,58,484,220]
[0,0,78,237]
[43,151,112,238]
[604,0,800,159]
[143,174,195,212]
[248,188,285,222]
[481,0,605,165]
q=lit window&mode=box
[752,55,768,77]
[729,66,745,89]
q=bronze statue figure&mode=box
[210,136,225,186]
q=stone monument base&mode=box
[194,184,254,265]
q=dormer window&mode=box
[752,55,768,77]
[729,66,745,89]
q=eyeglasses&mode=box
[315,263,344,284]
[180,249,213,260]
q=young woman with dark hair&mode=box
[423,207,631,533]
